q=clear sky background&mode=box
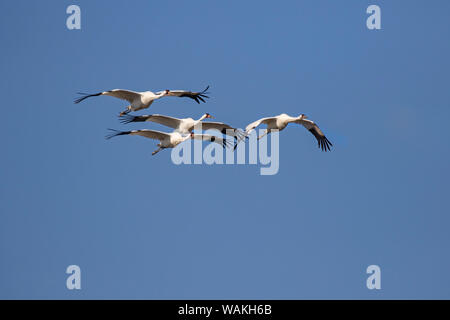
[1,0,449,299]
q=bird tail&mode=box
[74,92,102,104]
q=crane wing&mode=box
[105,129,170,142]
[75,89,141,104]
[295,119,333,151]
[231,117,277,150]
[102,89,142,103]
[119,114,181,129]
[244,117,277,134]
[160,86,210,104]
[190,134,232,149]
[200,122,245,140]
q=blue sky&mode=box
[1,0,449,299]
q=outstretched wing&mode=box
[105,129,170,142]
[244,117,277,134]
[75,89,141,104]
[231,117,276,150]
[191,134,232,149]
[296,119,333,152]
[162,86,210,104]
[119,114,182,129]
[200,122,245,140]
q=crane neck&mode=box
[286,116,299,123]
[155,92,167,99]
[192,114,207,128]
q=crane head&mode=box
[300,114,307,120]
[205,113,214,119]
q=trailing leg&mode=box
[258,129,270,140]
[119,106,132,117]
[152,147,164,156]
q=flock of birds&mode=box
[74,86,333,156]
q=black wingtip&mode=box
[202,85,210,94]
[74,92,102,104]
[118,114,136,124]
[318,136,333,152]
[105,128,128,140]
[233,139,242,151]
[196,85,210,103]
[232,131,248,151]
[223,138,233,149]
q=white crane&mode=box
[235,113,333,151]
[75,86,210,116]
[119,113,245,141]
[106,129,232,156]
